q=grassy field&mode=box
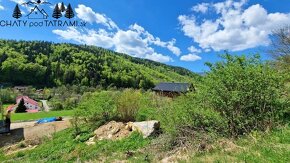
[2,104,13,110]
[1,124,289,162]
[190,124,290,162]
[11,110,74,122]
[0,129,150,162]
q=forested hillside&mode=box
[0,40,198,89]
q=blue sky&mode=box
[0,0,289,72]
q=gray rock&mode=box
[129,121,160,138]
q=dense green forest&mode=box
[0,40,198,89]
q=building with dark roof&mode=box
[152,82,194,97]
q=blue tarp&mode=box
[36,117,57,124]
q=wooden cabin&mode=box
[152,82,194,97]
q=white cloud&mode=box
[9,0,25,4]
[145,53,173,62]
[53,27,115,49]
[75,4,118,30]
[129,24,181,56]
[53,26,174,62]
[113,29,154,58]
[53,5,180,63]
[192,3,209,13]
[0,0,3,10]
[114,27,175,62]
[188,46,201,53]
[180,54,202,62]
[9,0,34,13]
[179,0,290,52]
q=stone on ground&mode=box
[93,121,131,141]
[86,120,160,145]
[126,120,160,138]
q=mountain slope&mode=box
[0,40,199,89]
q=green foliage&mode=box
[156,54,288,149]
[0,88,17,103]
[74,91,118,127]
[116,89,142,122]
[0,40,197,89]
[12,110,74,122]
[74,90,167,126]
[47,85,96,110]
[15,98,27,113]
[1,128,150,162]
[136,91,170,121]
[200,54,287,137]
[159,95,227,146]
[1,124,290,162]
[136,107,158,122]
[189,125,290,162]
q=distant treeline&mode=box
[0,40,199,89]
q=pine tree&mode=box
[15,98,27,113]
[60,2,66,12]
[65,3,74,19]
[12,4,22,19]
[52,4,62,19]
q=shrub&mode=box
[136,91,170,121]
[50,101,64,111]
[74,91,117,127]
[0,88,17,103]
[200,54,287,137]
[116,89,142,122]
[136,107,158,121]
[159,95,227,147]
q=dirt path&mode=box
[40,100,50,112]
[0,119,71,147]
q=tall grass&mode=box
[116,89,142,122]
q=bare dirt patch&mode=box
[0,119,71,148]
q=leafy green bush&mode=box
[159,95,227,146]
[74,91,117,127]
[0,88,17,103]
[136,107,158,121]
[116,89,142,122]
[136,91,170,121]
[49,101,64,110]
[200,54,287,137]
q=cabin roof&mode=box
[152,82,192,93]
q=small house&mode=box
[16,96,40,112]
[14,86,29,92]
[152,82,194,97]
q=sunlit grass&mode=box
[11,110,74,122]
